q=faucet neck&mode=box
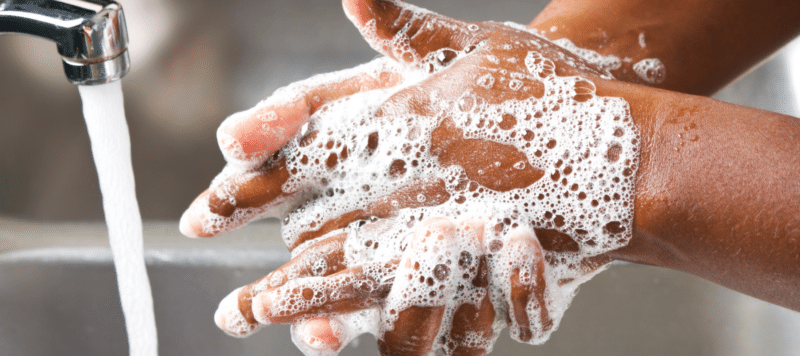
[0,0,130,85]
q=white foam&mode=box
[273,40,637,353]
[551,38,622,73]
[633,58,666,84]
[524,25,668,87]
[79,81,158,355]
[221,19,641,355]
[216,58,405,168]
[215,287,262,337]
[291,310,381,356]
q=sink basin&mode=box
[1,221,798,355]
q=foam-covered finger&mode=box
[218,58,404,166]
[288,178,451,250]
[499,228,553,344]
[343,0,486,66]
[214,287,263,338]
[291,317,346,356]
[446,294,495,356]
[445,252,496,356]
[378,305,444,356]
[180,159,293,238]
[377,217,459,355]
[253,260,397,325]
[441,218,497,356]
[213,234,348,337]
[292,310,383,356]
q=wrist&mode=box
[529,0,800,96]
[527,2,668,90]
[589,79,691,267]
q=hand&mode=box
[183,0,642,354]
[216,215,612,355]
[178,0,800,347]
[179,0,637,242]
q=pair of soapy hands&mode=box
[181,0,636,354]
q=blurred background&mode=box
[1,0,799,355]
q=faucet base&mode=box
[62,50,131,85]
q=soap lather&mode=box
[0,0,130,85]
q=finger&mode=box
[443,218,497,356]
[180,158,292,237]
[288,177,451,250]
[499,228,553,344]
[214,233,348,337]
[218,58,404,166]
[446,295,495,356]
[252,260,397,325]
[214,286,262,338]
[291,317,347,355]
[343,0,486,66]
[378,217,458,356]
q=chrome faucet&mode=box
[0,0,130,85]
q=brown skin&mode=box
[530,0,800,95]
[505,231,552,343]
[183,0,800,352]
[601,80,800,311]
[236,232,349,325]
[378,305,445,355]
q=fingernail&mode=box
[296,317,344,352]
[215,287,261,338]
[217,106,282,163]
[252,292,273,324]
[217,130,247,164]
[180,199,209,238]
[217,107,262,164]
[218,99,308,164]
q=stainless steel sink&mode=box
[1,220,799,355]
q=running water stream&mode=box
[79,81,159,356]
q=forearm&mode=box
[529,0,800,95]
[601,80,800,310]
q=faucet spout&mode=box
[0,0,130,85]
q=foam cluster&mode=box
[551,38,622,73]
[633,58,666,84]
[207,11,642,353]
[267,33,640,353]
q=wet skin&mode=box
[530,0,800,95]
[182,0,800,354]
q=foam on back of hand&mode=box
[273,26,640,353]
[217,12,642,354]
